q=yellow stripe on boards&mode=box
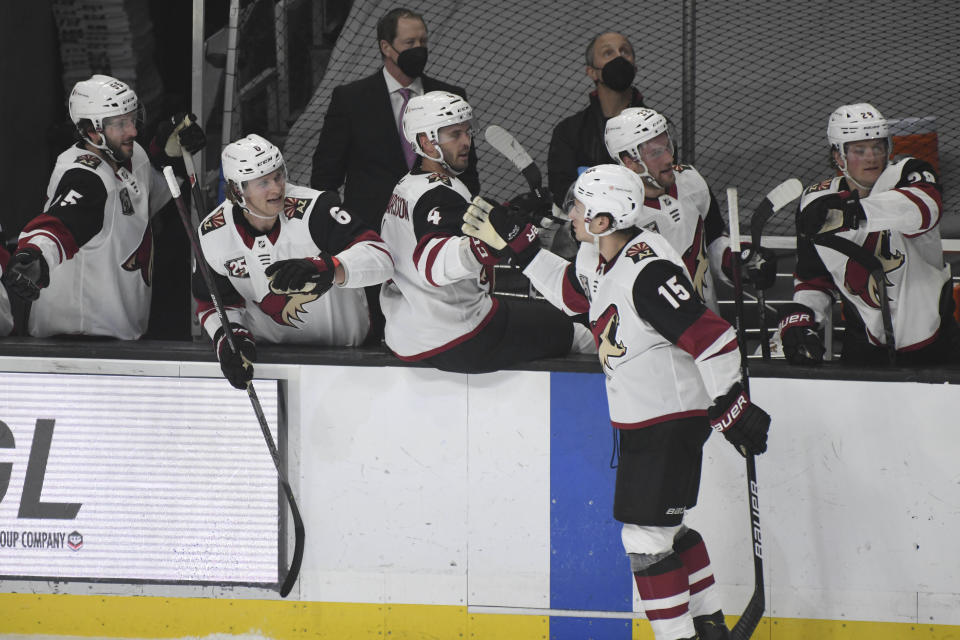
[0,594,549,640]
[633,615,960,639]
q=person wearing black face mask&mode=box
[547,31,647,258]
[311,7,479,344]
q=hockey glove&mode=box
[157,112,207,157]
[507,187,556,227]
[708,382,770,457]
[1,248,49,301]
[214,323,256,390]
[778,302,825,365]
[265,253,339,294]
[798,191,865,237]
[462,196,540,268]
[741,245,778,290]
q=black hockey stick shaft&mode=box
[484,125,566,227]
[162,166,304,597]
[813,234,896,364]
[727,188,765,640]
[182,149,208,215]
[749,178,803,361]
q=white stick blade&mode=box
[485,125,534,169]
[766,178,803,212]
[163,166,181,198]
[727,187,740,250]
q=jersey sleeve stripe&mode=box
[420,236,454,288]
[675,310,733,359]
[411,231,449,267]
[897,183,940,236]
[343,229,387,249]
[794,275,836,295]
[561,264,589,314]
[700,337,738,360]
[21,215,81,261]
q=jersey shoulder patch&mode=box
[427,172,453,187]
[200,208,227,235]
[74,153,102,170]
[673,163,692,173]
[625,240,657,263]
[805,178,833,194]
[283,196,313,220]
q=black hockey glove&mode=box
[708,382,770,457]
[507,187,555,227]
[798,191,865,237]
[462,196,540,268]
[156,112,207,157]
[1,248,49,301]
[741,245,778,290]
[214,323,256,390]
[778,302,825,365]
[265,253,339,294]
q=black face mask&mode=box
[396,46,428,79]
[599,56,636,92]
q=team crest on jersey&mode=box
[75,154,102,169]
[121,224,154,285]
[681,220,709,299]
[805,179,833,194]
[626,241,656,263]
[118,187,134,215]
[201,208,227,235]
[258,277,321,326]
[224,256,249,278]
[591,304,627,376]
[673,164,691,173]
[842,231,904,308]
[283,196,312,220]
[427,172,452,187]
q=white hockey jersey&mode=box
[379,170,495,359]
[18,142,168,339]
[794,157,948,351]
[0,249,13,336]
[195,184,393,345]
[644,165,727,312]
[525,231,742,428]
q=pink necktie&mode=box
[397,88,417,169]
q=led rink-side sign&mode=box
[0,372,281,585]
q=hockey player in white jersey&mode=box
[194,134,394,389]
[781,103,958,365]
[379,91,593,372]
[468,164,770,640]
[604,107,777,311]
[1,74,205,339]
[0,244,14,336]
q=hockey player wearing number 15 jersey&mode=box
[194,135,393,389]
[490,165,772,640]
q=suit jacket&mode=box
[311,70,480,229]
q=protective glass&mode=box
[844,139,889,159]
[102,106,145,133]
[639,135,675,162]
[437,123,474,144]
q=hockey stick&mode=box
[812,233,896,364]
[727,187,765,640]
[484,125,566,227]
[749,178,803,360]
[162,166,304,597]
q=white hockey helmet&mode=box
[604,108,673,189]
[402,91,472,169]
[572,164,651,237]
[68,74,140,132]
[221,134,286,204]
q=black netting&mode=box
[276,0,959,238]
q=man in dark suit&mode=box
[311,7,479,341]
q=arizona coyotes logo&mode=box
[843,231,904,308]
[626,241,655,263]
[591,304,627,375]
[258,277,321,327]
[427,172,452,187]
[805,179,833,194]
[681,219,709,299]
[201,208,226,235]
[121,224,154,285]
[283,196,311,220]
[75,154,102,169]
